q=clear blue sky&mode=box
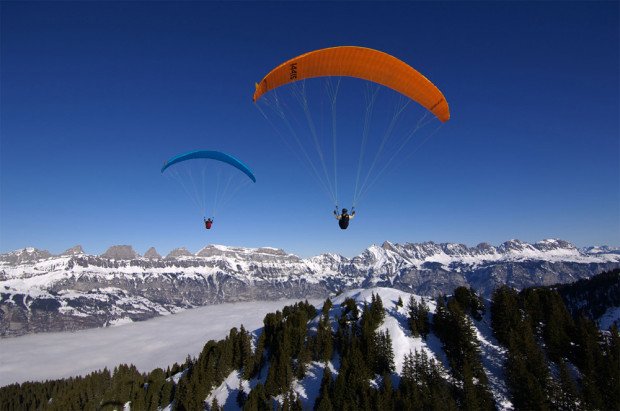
[1,1,618,258]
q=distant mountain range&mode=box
[1,239,619,336]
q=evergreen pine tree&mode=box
[330,357,348,410]
[407,295,419,337]
[314,394,334,411]
[322,298,333,317]
[246,332,266,380]
[379,372,394,411]
[490,286,521,346]
[418,299,430,337]
[575,316,605,409]
[243,383,270,411]
[315,316,333,362]
[552,359,580,411]
[173,377,190,411]
[504,326,550,410]
[603,324,620,410]
[314,366,333,411]
[160,380,174,408]
[282,391,291,411]
[237,380,248,408]
[375,330,395,375]
[296,342,312,379]
[239,325,254,374]
[461,360,481,411]
[371,293,385,323]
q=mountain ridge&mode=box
[1,238,619,336]
[3,238,618,262]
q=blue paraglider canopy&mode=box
[161,150,256,183]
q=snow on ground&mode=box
[292,361,326,409]
[474,313,512,409]
[107,317,134,327]
[200,288,510,411]
[332,288,445,373]
[1,286,516,410]
[0,298,321,387]
[329,288,511,409]
[206,370,249,409]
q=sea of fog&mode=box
[0,298,322,387]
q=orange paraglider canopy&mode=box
[253,46,450,122]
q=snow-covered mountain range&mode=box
[1,239,619,336]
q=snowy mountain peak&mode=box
[1,239,617,268]
[13,247,40,255]
[366,243,387,255]
[1,239,619,337]
[308,252,345,263]
[498,239,533,253]
[475,242,496,252]
[581,245,620,255]
[255,247,288,256]
[196,245,235,257]
[62,245,85,256]
[533,238,576,251]
[196,244,289,257]
[381,240,397,251]
[440,242,471,255]
[0,247,52,264]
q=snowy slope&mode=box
[206,287,512,410]
[11,285,614,409]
